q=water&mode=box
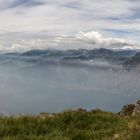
[0,58,139,115]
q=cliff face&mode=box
[119,100,140,116]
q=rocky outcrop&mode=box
[119,100,140,116]
[132,100,140,116]
[118,104,135,116]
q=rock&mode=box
[119,100,140,116]
[38,112,56,119]
[76,108,87,112]
[118,104,135,116]
[132,100,140,116]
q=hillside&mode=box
[0,109,140,140]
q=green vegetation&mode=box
[0,109,140,140]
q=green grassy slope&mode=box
[0,109,140,140]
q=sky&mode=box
[0,0,140,51]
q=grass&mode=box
[0,109,139,140]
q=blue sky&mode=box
[0,0,140,51]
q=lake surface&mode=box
[0,57,139,115]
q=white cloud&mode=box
[76,31,134,46]
[0,0,140,50]
[0,0,139,35]
[0,31,139,52]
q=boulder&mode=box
[118,104,135,116]
[119,100,140,116]
[132,100,140,116]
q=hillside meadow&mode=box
[0,109,139,140]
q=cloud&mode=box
[76,31,135,46]
[0,0,44,10]
[0,0,139,36]
[0,31,139,52]
[0,0,140,49]
[10,0,44,8]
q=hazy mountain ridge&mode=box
[21,48,136,60]
[123,52,140,68]
[0,48,139,70]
